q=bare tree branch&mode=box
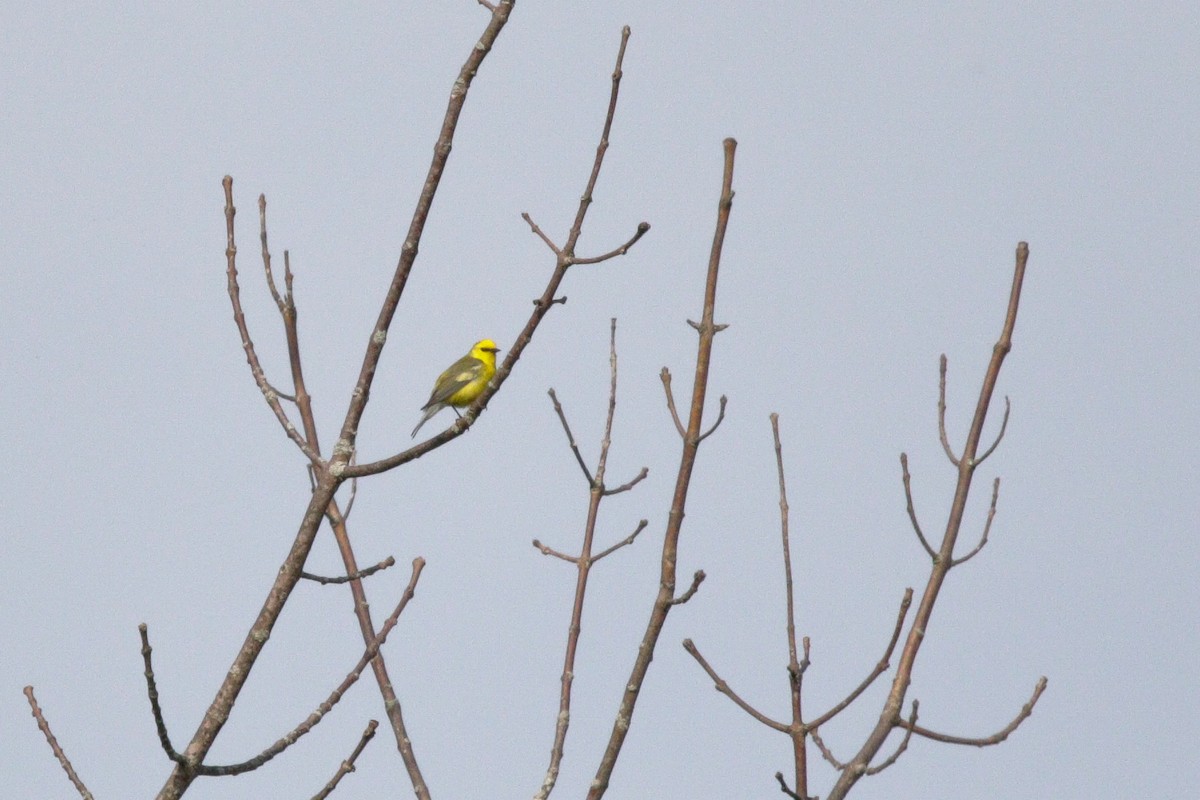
[897,677,1047,746]
[193,559,424,777]
[588,138,738,799]
[571,221,651,265]
[900,453,937,560]
[826,242,1033,800]
[808,589,914,730]
[862,700,918,776]
[139,624,186,765]
[592,518,649,562]
[301,556,397,585]
[669,570,707,605]
[973,395,1011,466]
[309,720,378,800]
[24,686,94,800]
[548,388,595,485]
[951,477,1000,567]
[660,368,686,438]
[938,354,960,466]
[682,639,790,733]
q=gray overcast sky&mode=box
[3,3,1197,798]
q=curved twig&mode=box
[938,355,960,466]
[973,396,1011,466]
[310,719,378,800]
[897,676,1047,746]
[863,700,918,776]
[950,477,1000,567]
[900,454,937,560]
[698,395,727,441]
[683,639,789,733]
[660,368,686,438]
[571,221,651,265]
[301,556,397,585]
[548,388,595,484]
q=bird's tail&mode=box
[411,405,441,438]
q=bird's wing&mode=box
[422,355,483,409]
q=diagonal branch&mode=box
[592,518,649,562]
[310,720,378,800]
[548,388,595,485]
[863,700,918,776]
[806,588,913,730]
[683,639,790,733]
[973,396,1011,466]
[938,354,960,466]
[24,686,95,800]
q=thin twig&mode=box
[310,720,379,800]
[950,477,1000,566]
[669,570,706,605]
[194,559,424,776]
[301,556,397,585]
[807,589,913,730]
[897,677,1047,746]
[24,687,95,800]
[900,454,937,560]
[771,414,807,797]
[973,396,1010,466]
[698,395,727,441]
[548,388,595,485]
[532,539,579,564]
[682,640,789,732]
[602,467,648,496]
[139,624,186,764]
[938,354,960,466]
[592,518,648,562]
[570,221,651,265]
[809,726,847,770]
[863,700,918,776]
[223,178,322,465]
[660,368,686,437]
[774,772,804,800]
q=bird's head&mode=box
[472,339,501,359]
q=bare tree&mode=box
[23,4,1044,798]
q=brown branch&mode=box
[863,700,918,776]
[900,453,937,560]
[139,624,186,765]
[826,242,1032,800]
[534,319,632,799]
[973,396,1011,466]
[938,354,960,466]
[342,22,645,481]
[669,569,706,605]
[324,0,516,479]
[807,588,913,730]
[570,221,651,265]
[301,555,397,585]
[548,388,595,485]
[698,395,727,441]
[592,518,648,562]
[523,211,563,256]
[897,677,1047,746]
[770,413,807,797]
[950,477,1000,567]
[24,686,94,800]
[809,726,847,770]
[310,720,378,800]
[660,368,686,438]
[223,178,322,466]
[602,467,648,496]
[588,138,737,799]
[682,639,790,732]
[532,538,579,564]
[774,772,806,800]
[194,559,424,777]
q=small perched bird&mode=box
[411,339,501,438]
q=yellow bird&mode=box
[411,339,501,438]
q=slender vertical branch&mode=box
[535,320,628,800]
[588,138,737,799]
[770,414,808,797]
